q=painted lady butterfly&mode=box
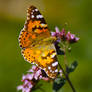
[19,6,58,78]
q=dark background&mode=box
[0,0,92,92]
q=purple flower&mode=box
[51,27,60,37]
[51,27,66,42]
[17,65,50,92]
[60,28,66,40]
[22,74,34,81]
[66,32,79,43]
[17,85,23,91]
[28,65,37,73]
[17,80,33,92]
[51,27,79,43]
[34,69,42,80]
[51,27,61,42]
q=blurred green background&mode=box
[0,0,92,92]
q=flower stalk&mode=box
[58,56,76,92]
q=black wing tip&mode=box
[28,5,37,10]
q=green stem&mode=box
[59,41,76,92]
[62,43,69,72]
[58,63,76,92]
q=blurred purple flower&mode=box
[66,32,79,43]
[60,28,66,40]
[17,65,50,92]
[51,27,60,37]
[34,69,42,80]
[51,27,66,42]
[22,74,34,80]
[51,27,79,43]
[28,65,36,73]
[17,80,33,92]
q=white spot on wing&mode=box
[39,15,43,18]
[52,71,55,73]
[35,9,38,11]
[52,61,58,67]
[32,10,34,12]
[36,15,43,19]
[27,13,30,16]
[31,15,34,18]
[41,23,45,26]
[31,12,33,14]
[50,70,52,72]
[27,17,30,20]
[48,66,51,70]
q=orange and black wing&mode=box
[22,43,58,79]
[18,6,58,79]
[19,6,50,49]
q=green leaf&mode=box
[66,61,78,74]
[53,77,66,92]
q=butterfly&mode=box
[19,6,58,79]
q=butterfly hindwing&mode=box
[22,43,58,78]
